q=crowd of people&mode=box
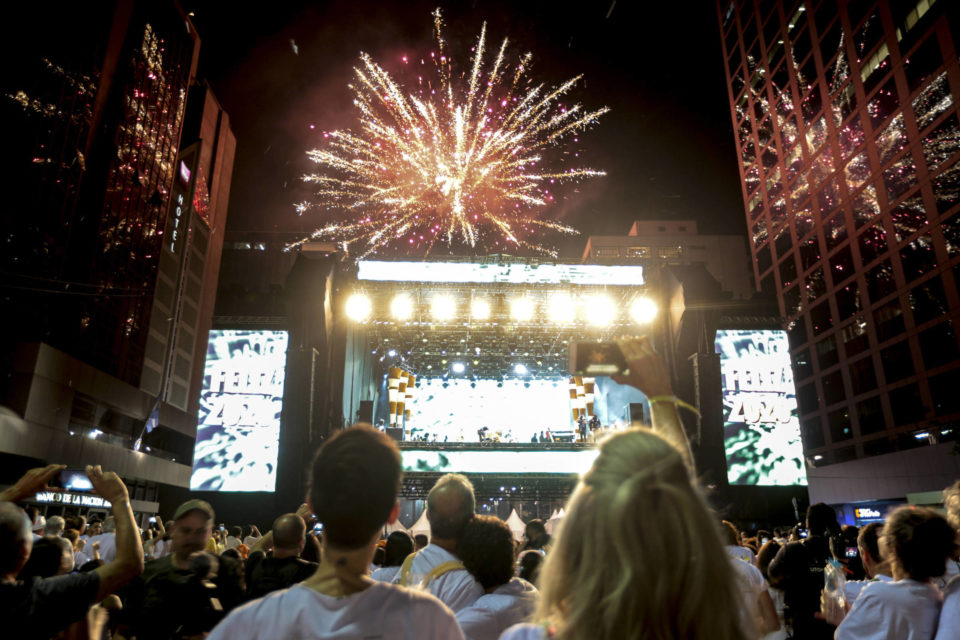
[1,336,958,639]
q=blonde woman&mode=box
[500,336,748,640]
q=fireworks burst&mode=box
[292,9,608,257]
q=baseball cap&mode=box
[32,514,46,532]
[172,499,215,522]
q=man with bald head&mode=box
[245,513,317,600]
[395,473,483,612]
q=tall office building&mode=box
[0,2,234,513]
[716,1,960,501]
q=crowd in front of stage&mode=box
[2,337,959,640]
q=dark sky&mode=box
[185,0,746,259]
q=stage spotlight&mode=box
[345,294,371,321]
[451,362,466,374]
[388,350,396,357]
[390,294,414,320]
[514,363,528,375]
[471,299,491,320]
[585,295,616,326]
[631,297,658,324]
[431,295,456,321]
[548,294,576,323]
[510,297,535,322]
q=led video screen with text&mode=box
[716,329,807,486]
[190,330,288,492]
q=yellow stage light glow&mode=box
[510,297,535,322]
[630,297,658,324]
[345,294,372,321]
[431,295,456,321]
[548,294,576,323]
[471,299,491,320]
[390,294,414,320]
[585,295,616,326]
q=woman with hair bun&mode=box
[500,337,748,640]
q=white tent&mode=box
[545,509,565,536]
[384,519,408,536]
[410,510,431,537]
[505,509,527,542]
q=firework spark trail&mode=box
[291,11,608,257]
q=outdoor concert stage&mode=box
[337,256,657,492]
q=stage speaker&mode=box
[358,400,374,424]
[628,403,645,427]
[385,427,404,442]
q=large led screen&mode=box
[409,379,572,441]
[190,330,288,492]
[401,449,600,474]
[716,330,807,486]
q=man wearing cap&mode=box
[115,499,244,640]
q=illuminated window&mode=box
[626,246,650,258]
[657,246,683,259]
[595,247,620,258]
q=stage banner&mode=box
[190,330,288,492]
[716,329,807,486]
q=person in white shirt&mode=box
[725,544,780,637]
[85,516,117,563]
[242,524,262,549]
[501,336,746,640]
[456,515,538,640]
[843,523,894,603]
[935,480,960,640]
[832,506,957,640]
[207,425,463,640]
[224,526,242,550]
[394,473,483,612]
[722,520,758,565]
[370,530,414,583]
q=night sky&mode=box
[185,1,746,258]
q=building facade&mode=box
[716,0,960,491]
[0,2,234,514]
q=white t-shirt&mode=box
[835,579,942,640]
[206,581,464,640]
[727,549,767,634]
[763,586,788,640]
[394,544,483,612]
[85,532,117,563]
[151,538,172,560]
[456,578,538,640]
[225,535,241,550]
[844,574,894,604]
[371,565,402,583]
[243,534,261,548]
[935,574,960,640]
[727,545,757,565]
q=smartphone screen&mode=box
[569,342,629,376]
[845,546,858,558]
[59,469,94,492]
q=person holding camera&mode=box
[0,464,144,639]
[114,499,243,640]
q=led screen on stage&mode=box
[401,449,599,474]
[410,379,572,441]
[190,330,289,492]
[716,329,807,486]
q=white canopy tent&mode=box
[409,510,431,538]
[383,519,409,535]
[545,508,566,535]
[505,509,527,542]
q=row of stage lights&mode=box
[345,293,658,326]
